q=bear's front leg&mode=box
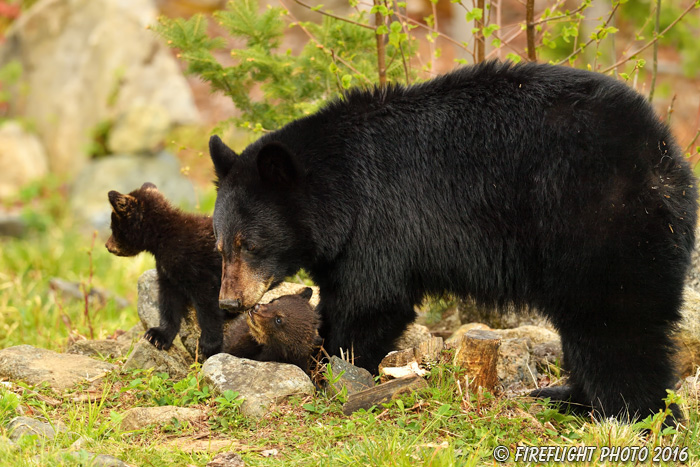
[192,297,225,359]
[145,276,188,350]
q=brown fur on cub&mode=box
[106,182,227,359]
[222,288,321,372]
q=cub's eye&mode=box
[275,317,282,325]
[244,242,256,252]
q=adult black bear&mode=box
[106,183,227,359]
[209,61,697,422]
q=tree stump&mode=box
[415,336,444,365]
[453,329,500,391]
[378,348,416,375]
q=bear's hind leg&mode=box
[545,319,681,424]
[530,385,592,417]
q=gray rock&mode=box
[202,354,315,419]
[206,452,245,467]
[137,268,166,331]
[0,345,115,392]
[122,338,192,380]
[66,451,129,467]
[69,151,196,234]
[497,338,538,390]
[458,299,552,330]
[0,121,48,199]
[0,211,26,238]
[680,374,699,400]
[323,356,374,398]
[137,269,202,360]
[0,0,199,174]
[66,339,129,359]
[686,232,700,293]
[7,416,66,443]
[258,282,321,308]
[120,406,205,431]
[394,323,432,350]
[491,325,559,345]
[444,323,492,345]
[531,340,563,371]
[677,286,700,377]
[108,104,171,154]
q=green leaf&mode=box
[370,4,389,16]
[483,24,499,38]
[466,8,483,22]
[505,53,523,63]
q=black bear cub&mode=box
[106,182,226,358]
[209,61,697,423]
[222,288,321,373]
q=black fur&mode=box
[209,61,697,422]
[106,183,227,359]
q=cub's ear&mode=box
[108,191,137,216]
[209,135,238,182]
[256,142,300,188]
[141,182,157,191]
[298,287,313,301]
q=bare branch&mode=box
[526,0,536,61]
[531,2,588,26]
[374,0,387,86]
[476,0,485,62]
[683,101,700,154]
[292,0,374,30]
[648,0,661,102]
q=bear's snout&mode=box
[219,298,241,310]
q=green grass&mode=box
[1,177,699,466]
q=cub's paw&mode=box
[144,327,176,350]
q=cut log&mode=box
[415,336,444,364]
[453,329,500,391]
[342,375,429,415]
[378,348,416,374]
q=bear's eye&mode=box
[275,316,282,325]
[244,242,256,253]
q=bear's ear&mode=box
[141,182,158,191]
[298,287,313,301]
[209,135,238,182]
[256,142,300,188]
[108,191,137,216]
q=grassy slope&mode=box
[0,177,698,466]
